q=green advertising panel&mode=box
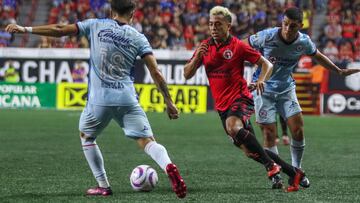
[0,82,56,108]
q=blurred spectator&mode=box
[38,36,52,48]
[301,5,311,34]
[323,20,342,44]
[4,61,20,83]
[338,41,354,64]
[72,61,87,83]
[341,18,356,40]
[8,0,303,49]
[322,40,339,62]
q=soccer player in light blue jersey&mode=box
[245,7,360,188]
[6,0,187,198]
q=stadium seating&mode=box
[2,0,313,49]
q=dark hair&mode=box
[284,7,303,23]
[111,0,136,15]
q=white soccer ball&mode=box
[130,165,158,192]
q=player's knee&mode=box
[226,127,240,138]
[79,132,95,144]
[291,126,304,140]
[233,128,252,144]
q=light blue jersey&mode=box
[249,27,317,94]
[77,19,152,106]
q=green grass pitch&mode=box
[0,109,360,202]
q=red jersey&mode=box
[196,36,261,111]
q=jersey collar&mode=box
[278,28,299,45]
[209,35,233,49]
[113,19,127,26]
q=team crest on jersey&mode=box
[268,56,277,63]
[296,45,303,52]
[223,49,233,60]
[259,109,267,119]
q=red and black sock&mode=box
[235,128,274,169]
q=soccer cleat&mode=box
[300,176,310,188]
[86,187,113,196]
[267,163,281,178]
[166,163,187,198]
[271,173,283,189]
[282,135,290,145]
[286,168,305,192]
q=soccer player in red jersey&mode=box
[184,6,305,192]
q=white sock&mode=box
[264,146,279,154]
[144,141,172,172]
[290,139,305,168]
[81,138,110,188]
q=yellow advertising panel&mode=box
[56,83,207,113]
[57,83,87,110]
[135,84,207,114]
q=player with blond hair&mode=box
[185,6,307,192]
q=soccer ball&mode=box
[130,165,158,192]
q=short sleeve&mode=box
[248,29,269,50]
[241,42,261,64]
[138,34,153,57]
[77,19,97,37]
[304,36,317,56]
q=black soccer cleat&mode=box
[271,173,283,189]
[300,176,310,188]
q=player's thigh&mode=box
[113,104,154,139]
[79,103,113,138]
[276,88,302,120]
[253,92,277,124]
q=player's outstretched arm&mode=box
[313,50,360,76]
[184,42,208,79]
[143,54,179,120]
[253,56,273,95]
[5,23,78,37]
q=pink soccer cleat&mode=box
[166,163,187,198]
[86,187,113,196]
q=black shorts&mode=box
[218,97,255,134]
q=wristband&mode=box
[24,27,33,33]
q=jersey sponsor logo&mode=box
[98,29,132,48]
[223,49,233,60]
[57,83,87,110]
[101,81,125,89]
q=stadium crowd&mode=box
[319,0,360,64]
[0,0,20,47]
[1,0,316,49]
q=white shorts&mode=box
[253,88,302,124]
[79,103,153,138]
